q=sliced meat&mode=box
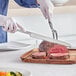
[32,52,46,59]
[39,41,54,52]
[48,53,69,59]
[35,41,69,59]
[47,44,69,59]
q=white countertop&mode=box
[0,45,76,76]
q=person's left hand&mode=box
[37,0,54,21]
[0,15,25,33]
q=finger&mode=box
[2,26,8,31]
[49,2,54,18]
[2,22,8,31]
[45,1,54,21]
[45,7,50,21]
[7,23,13,32]
[3,19,13,32]
[11,23,17,33]
[40,7,47,19]
[45,6,54,21]
[17,23,25,32]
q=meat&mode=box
[47,44,69,59]
[32,52,46,59]
[32,41,69,59]
[39,41,54,52]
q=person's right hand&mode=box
[0,15,24,33]
[37,0,54,21]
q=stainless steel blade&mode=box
[28,32,71,47]
[18,29,71,47]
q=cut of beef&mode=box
[47,44,69,59]
[32,52,46,59]
[32,41,69,59]
[39,41,54,52]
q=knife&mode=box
[17,29,71,47]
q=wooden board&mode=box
[20,48,76,64]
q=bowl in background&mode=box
[51,0,69,6]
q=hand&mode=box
[0,15,23,33]
[37,0,54,21]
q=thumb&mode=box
[16,23,25,32]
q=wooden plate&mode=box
[20,48,76,64]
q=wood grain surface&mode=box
[20,48,76,64]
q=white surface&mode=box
[0,41,32,51]
[0,67,31,76]
[0,48,76,76]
